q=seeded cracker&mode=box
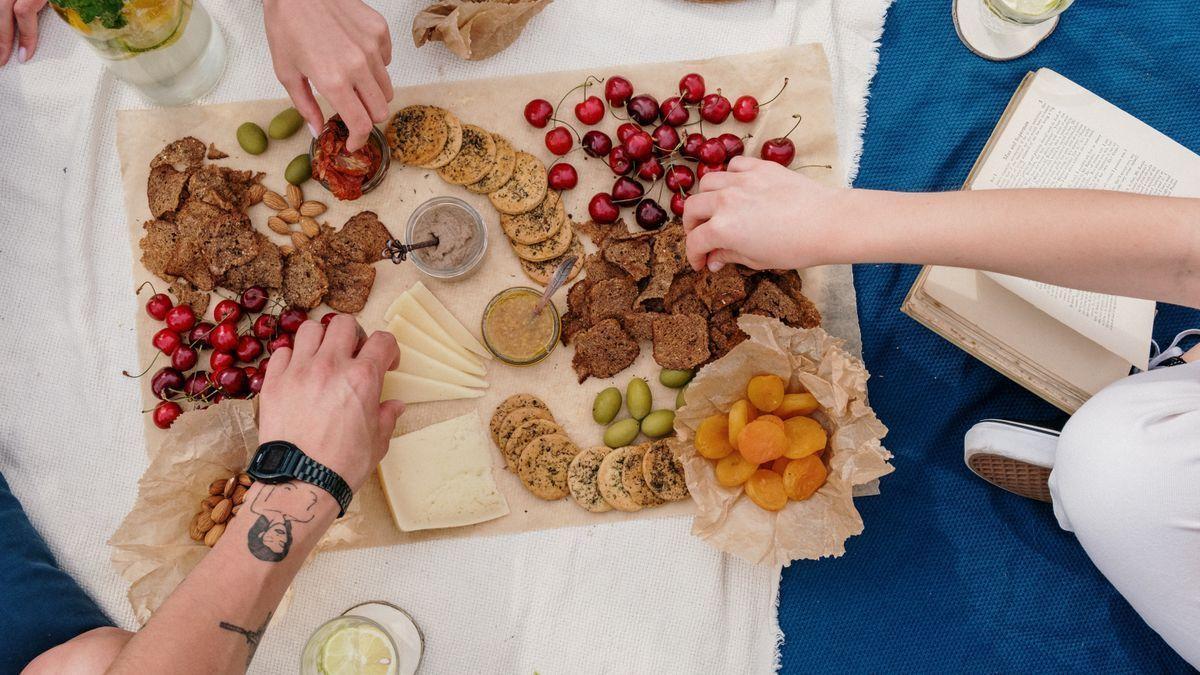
[597,446,643,512]
[418,108,463,169]
[498,406,555,450]
[489,151,547,215]
[622,443,664,507]
[147,165,192,219]
[519,234,583,286]
[568,447,614,513]
[511,218,573,262]
[436,124,496,185]
[467,134,517,194]
[386,105,449,166]
[642,439,689,501]
[500,190,564,245]
[324,211,394,264]
[651,313,710,370]
[221,233,283,291]
[491,395,550,446]
[150,136,206,171]
[517,434,578,500]
[503,418,562,473]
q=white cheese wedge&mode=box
[397,347,488,389]
[391,292,477,363]
[387,317,485,377]
[377,413,509,531]
[381,371,486,404]
[408,281,491,359]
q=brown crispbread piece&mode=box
[323,262,376,313]
[437,124,496,185]
[169,278,210,317]
[517,434,578,500]
[150,136,206,171]
[588,277,639,322]
[503,418,562,473]
[418,108,463,169]
[642,439,689,501]
[571,319,639,383]
[519,234,583,286]
[620,311,663,342]
[281,249,328,310]
[186,165,263,213]
[386,105,449,166]
[490,394,550,444]
[695,265,748,312]
[568,447,614,513]
[742,278,821,328]
[325,211,394,264]
[221,233,283,291]
[500,190,564,244]
[597,446,643,512]
[651,313,711,369]
[466,135,516,194]
[511,218,573,262]
[602,235,652,281]
[489,151,547,215]
[147,165,191,219]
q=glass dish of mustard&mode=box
[481,287,561,366]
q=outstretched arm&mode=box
[684,157,1200,309]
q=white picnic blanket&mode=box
[0,1,890,672]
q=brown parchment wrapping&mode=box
[412,0,552,61]
[675,316,892,567]
[108,400,366,624]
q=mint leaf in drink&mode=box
[52,0,127,29]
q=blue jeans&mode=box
[0,472,111,672]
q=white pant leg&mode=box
[1049,361,1200,667]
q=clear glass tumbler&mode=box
[301,601,423,675]
[983,0,1075,26]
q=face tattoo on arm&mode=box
[245,483,321,563]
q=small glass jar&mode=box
[481,287,561,366]
[404,196,488,279]
[309,124,391,199]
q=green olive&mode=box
[659,368,695,389]
[236,122,268,155]
[284,153,311,185]
[604,419,641,449]
[676,385,687,410]
[268,107,304,140]
[592,387,622,425]
[641,410,676,438]
[626,378,652,421]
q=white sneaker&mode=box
[963,420,1059,503]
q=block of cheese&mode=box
[377,413,509,531]
[381,371,486,404]
[387,317,485,377]
[391,292,477,363]
[408,281,490,359]
[397,347,487,389]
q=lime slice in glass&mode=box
[115,0,187,53]
[318,623,396,675]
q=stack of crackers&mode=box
[490,394,689,513]
[385,105,583,286]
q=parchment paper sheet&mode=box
[116,45,860,554]
[413,0,553,61]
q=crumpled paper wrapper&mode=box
[674,316,892,567]
[109,400,366,624]
[412,0,552,61]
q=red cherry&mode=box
[164,305,195,333]
[248,371,266,395]
[548,163,579,190]
[612,176,645,205]
[604,76,633,107]
[678,73,706,103]
[524,98,553,128]
[588,193,620,224]
[252,314,277,340]
[152,328,181,355]
[626,94,659,125]
[320,312,338,326]
[660,96,690,126]
[544,127,573,155]
[210,350,235,372]
[732,95,759,123]
[698,138,727,165]
[681,133,706,160]
[636,157,664,182]
[699,93,732,124]
[239,286,269,313]
[213,367,246,395]
[582,130,613,158]
[718,133,745,158]
[670,192,687,217]
[211,393,227,405]
[145,293,173,321]
[268,333,294,353]
[187,321,214,347]
[665,165,696,193]
[214,298,241,323]
[152,401,183,429]
[574,95,605,125]
[696,162,726,180]
[760,137,796,166]
[235,335,264,363]
[183,371,212,398]
[616,123,641,144]
[651,124,680,155]
[278,308,307,333]
[150,367,185,400]
[243,365,259,380]
[607,147,634,176]
[258,356,270,373]
[171,343,199,371]
[635,198,669,230]
[622,131,654,161]
[209,322,238,352]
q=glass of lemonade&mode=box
[301,602,423,675]
[49,0,225,105]
[983,0,1075,25]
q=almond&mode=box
[262,190,288,211]
[291,232,310,248]
[232,485,248,505]
[238,473,252,487]
[280,244,295,255]
[299,201,327,217]
[211,498,233,524]
[278,207,301,224]
[223,476,237,498]
[299,216,321,238]
[203,495,223,509]
[204,522,226,547]
[286,183,303,209]
[231,504,241,516]
[196,510,215,534]
[246,183,267,206]
[188,514,205,541]
[267,216,292,235]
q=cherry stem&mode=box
[758,77,790,109]
[547,116,584,143]
[792,163,833,171]
[553,75,604,125]
[782,114,804,140]
[136,280,160,297]
[122,350,162,379]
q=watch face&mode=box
[257,444,288,473]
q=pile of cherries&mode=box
[139,286,336,429]
[523,72,798,230]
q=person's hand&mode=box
[1,0,47,67]
[683,156,847,272]
[263,0,393,151]
[257,315,404,491]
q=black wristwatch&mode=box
[247,441,353,517]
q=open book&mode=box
[902,69,1200,413]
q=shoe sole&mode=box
[966,453,1053,503]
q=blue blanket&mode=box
[777,1,1200,672]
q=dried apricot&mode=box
[783,454,827,500]
[715,453,759,487]
[745,469,788,511]
[696,414,735,459]
[757,414,785,431]
[737,419,788,464]
[783,416,827,459]
[769,457,790,474]
[727,399,757,449]
[775,393,819,418]
[746,374,785,413]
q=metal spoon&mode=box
[529,255,578,320]
[382,235,439,264]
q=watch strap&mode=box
[251,441,353,517]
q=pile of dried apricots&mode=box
[694,374,829,511]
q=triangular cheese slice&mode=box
[408,281,491,359]
[392,292,478,363]
[397,347,487,389]
[387,317,485,377]
[381,371,486,404]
